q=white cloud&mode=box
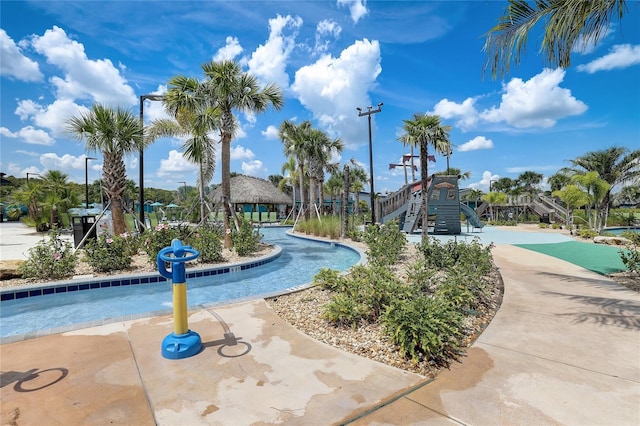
[261,125,279,139]
[213,36,244,62]
[230,145,255,160]
[480,68,587,128]
[23,99,87,137]
[241,160,267,177]
[40,152,86,170]
[291,38,381,148]
[247,14,302,90]
[315,19,342,54]
[29,26,137,106]
[337,0,368,24]
[0,125,55,146]
[432,98,479,130]
[458,136,493,152]
[576,44,640,73]
[157,150,198,177]
[0,29,43,82]
[467,170,500,191]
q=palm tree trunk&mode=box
[221,131,233,248]
[199,163,206,223]
[420,141,429,242]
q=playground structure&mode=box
[379,175,483,235]
[378,175,572,235]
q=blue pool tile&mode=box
[1,293,15,301]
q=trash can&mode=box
[72,215,97,248]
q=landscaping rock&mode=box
[0,260,25,280]
[594,235,632,246]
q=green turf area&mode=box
[514,241,628,275]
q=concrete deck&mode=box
[1,222,639,425]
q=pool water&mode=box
[601,226,640,236]
[0,227,361,338]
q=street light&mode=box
[357,102,383,224]
[85,157,97,209]
[489,180,497,191]
[26,173,40,182]
[139,94,164,231]
[178,181,187,197]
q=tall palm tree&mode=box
[66,104,147,235]
[280,120,312,220]
[568,146,640,226]
[148,75,221,223]
[202,59,284,248]
[279,157,298,219]
[306,127,343,215]
[348,159,368,218]
[484,0,629,79]
[398,113,451,240]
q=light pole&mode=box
[178,181,187,197]
[26,173,40,182]
[489,180,497,191]
[139,94,164,231]
[357,102,383,224]
[85,157,97,209]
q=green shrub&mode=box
[187,223,224,263]
[232,218,262,256]
[313,268,343,291]
[577,228,598,239]
[620,231,640,245]
[619,245,640,274]
[143,223,190,265]
[382,295,463,365]
[84,232,135,273]
[19,228,78,280]
[362,221,406,267]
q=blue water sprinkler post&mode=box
[157,239,201,359]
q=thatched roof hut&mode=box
[210,175,291,205]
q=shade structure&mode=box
[166,203,180,208]
[150,201,164,207]
[210,175,291,205]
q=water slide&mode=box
[459,203,484,229]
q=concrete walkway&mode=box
[348,245,640,425]
[1,223,639,424]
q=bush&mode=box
[362,221,406,267]
[84,232,135,273]
[619,244,640,274]
[577,228,598,239]
[143,223,191,265]
[383,295,463,365]
[19,228,78,280]
[232,218,262,256]
[187,223,224,263]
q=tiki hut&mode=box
[210,175,291,222]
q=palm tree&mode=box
[347,159,368,219]
[570,171,610,230]
[482,191,508,222]
[484,0,630,79]
[41,170,74,228]
[279,157,298,219]
[306,127,344,216]
[398,113,451,240]
[202,59,284,248]
[66,104,147,235]
[548,171,572,192]
[572,147,640,219]
[435,167,471,180]
[280,120,312,220]
[148,75,221,223]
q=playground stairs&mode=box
[402,191,422,233]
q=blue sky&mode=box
[1,1,639,195]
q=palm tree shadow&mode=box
[537,271,640,330]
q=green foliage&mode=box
[619,245,640,274]
[232,218,262,256]
[187,223,223,263]
[382,295,463,364]
[538,222,550,229]
[417,237,493,275]
[294,216,342,239]
[577,228,598,239]
[19,228,78,280]
[143,223,191,265]
[362,221,406,267]
[313,268,343,291]
[620,231,640,245]
[320,265,410,325]
[84,232,135,273]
